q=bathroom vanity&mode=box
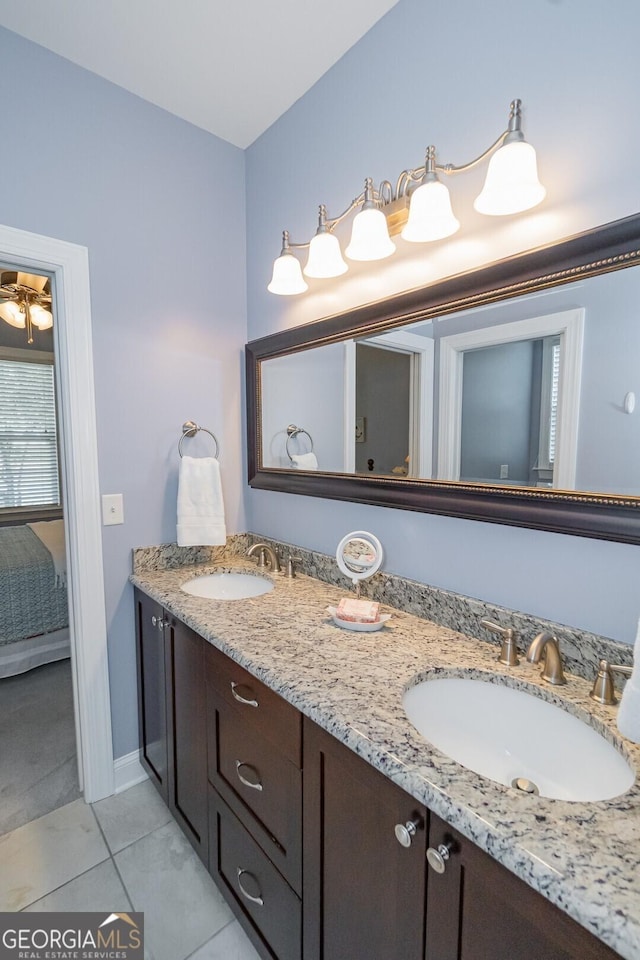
[132,552,637,960]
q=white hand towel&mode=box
[177,456,227,547]
[617,618,640,743]
[28,519,67,587]
[291,452,318,470]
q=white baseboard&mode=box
[113,749,148,794]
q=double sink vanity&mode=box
[131,538,639,960]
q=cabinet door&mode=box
[134,588,169,803]
[426,812,622,960]
[303,718,427,960]
[166,616,208,864]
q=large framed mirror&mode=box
[246,212,640,544]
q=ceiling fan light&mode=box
[0,301,25,328]
[474,140,546,216]
[30,304,54,329]
[304,231,348,278]
[345,206,396,262]
[267,252,308,296]
[402,179,460,242]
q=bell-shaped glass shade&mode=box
[267,252,308,295]
[30,304,54,329]
[474,140,546,216]
[303,231,348,278]
[345,207,396,261]
[402,180,460,242]
[0,301,25,327]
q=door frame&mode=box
[0,222,114,802]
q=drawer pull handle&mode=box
[237,868,264,906]
[230,682,259,707]
[235,761,263,791]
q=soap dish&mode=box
[326,606,391,632]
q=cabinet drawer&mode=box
[205,643,301,766]
[208,694,302,893]
[209,786,301,960]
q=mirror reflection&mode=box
[260,264,640,496]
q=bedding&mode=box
[0,523,69,667]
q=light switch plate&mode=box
[102,493,124,526]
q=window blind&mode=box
[0,359,60,509]
[547,341,561,465]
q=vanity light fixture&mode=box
[268,99,546,295]
[0,272,53,343]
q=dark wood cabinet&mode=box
[166,615,208,862]
[134,588,208,864]
[209,786,302,960]
[206,642,303,959]
[134,589,169,803]
[426,812,621,960]
[206,643,302,893]
[134,588,623,960]
[303,717,427,960]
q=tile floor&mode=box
[0,779,261,960]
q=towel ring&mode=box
[286,423,314,462]
[178,420,220,458]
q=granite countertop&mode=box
[131,559,640,959]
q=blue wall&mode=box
[245,0,640,644]
[0,27,247,757]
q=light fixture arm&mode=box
[395,100,527,193]
[278,228,310,253]
[438,99,525,175]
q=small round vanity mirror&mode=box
[336,530,384,588]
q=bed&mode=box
[0,521,70,678]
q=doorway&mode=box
[0,223,113,805]
[0,278,80,832]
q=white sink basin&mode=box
[180,572,274,600]
[403,677,635,802]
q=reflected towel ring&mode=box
[178,420,220,458]
[286,423,314,461]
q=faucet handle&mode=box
[254,547,267,568]
[590,659,633,705]
[285,555,302,579]
[480,619,519,666]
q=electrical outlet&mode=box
[500,464,509,479]
[102,493,124,525]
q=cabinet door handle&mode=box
[235,760,263,791]
[230,681,259,707]
[394,817,423,848]
[427,842,454,874]
[151,615,169,630]
[236,868,264,906]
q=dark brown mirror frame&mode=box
[246,211,640,544]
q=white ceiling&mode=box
[0,0,399,148]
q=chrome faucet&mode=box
[480,620,519,666]
[526,632,566,685]
[247,542,281,574]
